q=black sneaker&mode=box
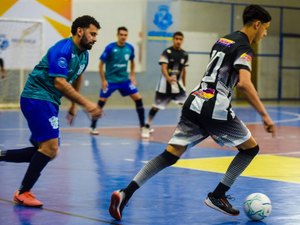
[204,192,240,216]
[109,190,127,220]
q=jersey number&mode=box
[202,50,225,83]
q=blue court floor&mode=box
[1,104,300,225]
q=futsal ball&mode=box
[243,193,272,221]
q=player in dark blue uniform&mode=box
[90,27,147,137]
[109,5,275,220]
[0,15,102,207]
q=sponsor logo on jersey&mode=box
[192,88,215,101]
[240,53,252,62]
[217,38,235,47]
[58,57,67,68]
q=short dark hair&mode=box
[173,31,184,38]
[117,26,128,34]
[243,5,272,25]
[71,15,101,35]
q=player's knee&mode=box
[238,145,259,156]
[40,145,59,159]
[161,150,179,165]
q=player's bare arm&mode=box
[54,77,102,119]
[129,59,136,85]
[99,61,108,90]
[182,66,186,87]
[237,69,275,136]
[66,75,83,125]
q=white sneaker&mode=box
[149,128,154,133]
[141,127,150,139]
[90,128,99,135]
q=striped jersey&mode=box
[100,42,135,83]
[184,31,254,120]
[21,37,89,105]
[156,46,189,94]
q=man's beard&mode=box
[80,34,94,50]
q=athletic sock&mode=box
[212,182,230,198]
[135,99,145,127]
[215,145,259,196]
[19,151,51,194]
[132,150,179,187]
[122,151,179,202]
[147,107,159,124]
[90,100,106,129]
[123,181,139,202]
[0,147,37,163]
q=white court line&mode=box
[0,109,299,132]
[124,159,134,162]
[274,151,300,156]
[80,143,91,146]
[100,143,112,146]
[246,109,300,124]
[15,144,27,147]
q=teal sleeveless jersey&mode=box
[21,37,89,105]
[100,42,135,83]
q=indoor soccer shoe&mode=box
[90,128,99,135]
[141,127,150,139]
[204,192,239,216]
[109,190,127,220]
[13,191,43,207]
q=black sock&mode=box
[123,181,139,201]
[148,107,159,124]
[212,182,230,198]
[19,151,51,194]
[91,100,106,129]
[135,99,145,127]
[0,146,38,163]
[212,145,259,198]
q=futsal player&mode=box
[144,31,189,137]
[89,26,147,138]
[109,4,275,220]
[0,15,102,207]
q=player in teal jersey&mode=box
[0,15,102,207]
[90,26,147,138]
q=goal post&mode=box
[0,18,43,108]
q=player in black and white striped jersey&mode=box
[109,5,276,220]
[144,31,189,137]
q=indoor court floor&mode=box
[1,104,300,225]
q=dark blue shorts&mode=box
[99,79,138,98]
[20,97,60,143]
